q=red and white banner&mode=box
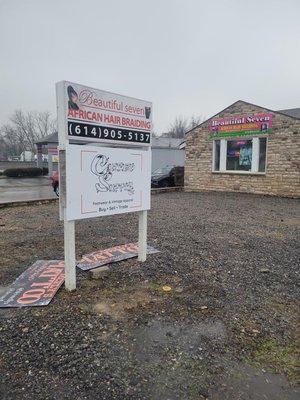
[0,260,64,308]
[77,242,159,271]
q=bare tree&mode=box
[34,111,57,140]
[0,123,27,158]
[10,110,56,154]
[0,110,56,159]
[188,115,204,130]
[164,115,204,138]
[166,116,189,138]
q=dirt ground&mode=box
[0,191,299,400]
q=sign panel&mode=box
[210,113,273,138]
[56,80,153,291]
[77,243,159,271]
[57,81,152,146]
[0,260,65,308]
[66,144,151,221]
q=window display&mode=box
[213,137,267,174]
[226,140,252,171]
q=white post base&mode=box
[138,210,147,262]
[64,219,76,291]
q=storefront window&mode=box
[214,140,220,171]
[213,137,267,174]
[226,139,252,171]
[259,138,267,172]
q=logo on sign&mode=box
[90,154,135,195]
[67,85,152,120]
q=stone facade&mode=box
[185,101,300,198]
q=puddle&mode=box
[130,321,299,399]
[123,320,227,399]
[210,363,300,400]
[132,319,227,362]
[136,319,226,345]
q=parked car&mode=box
[51,170,59,197]
[151,165,184,188]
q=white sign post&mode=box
[56,81,152,291]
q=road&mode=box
[0,177,57,203]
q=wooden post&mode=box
[138,210,147,261]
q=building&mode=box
[151,137,185,172]
[185,100,300,198]
[35,132,60,176]
[20,150,35,162]
[36,134,185,176]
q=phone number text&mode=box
[68,121,151,144]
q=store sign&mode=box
[56,80,153,291]
[57,81,152,146]
[77,243,159,271]
[210,113,273,138]
[65,144,151,221]
[0,260,65,308]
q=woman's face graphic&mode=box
[71,93,78,103]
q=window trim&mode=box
[212,136,267,175]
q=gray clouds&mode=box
[0,0,299,133]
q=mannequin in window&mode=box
[239,144,252,167]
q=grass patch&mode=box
[148,282,163,292]
[0,204,11,211]
[249,338,299,381]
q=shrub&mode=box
[42,167,49,175]
[3,167,43,178]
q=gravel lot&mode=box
[0,191,299,400]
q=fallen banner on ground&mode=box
[77,243,159,271]
[0,260,65,308]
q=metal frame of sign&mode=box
[56,81,152,291]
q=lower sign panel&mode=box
[65,144,151,221]
[77,242,159,271]
[0,260,65,308]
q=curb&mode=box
[151,187,183,194]
[0,198,58,208]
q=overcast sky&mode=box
[0,0,299,133]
